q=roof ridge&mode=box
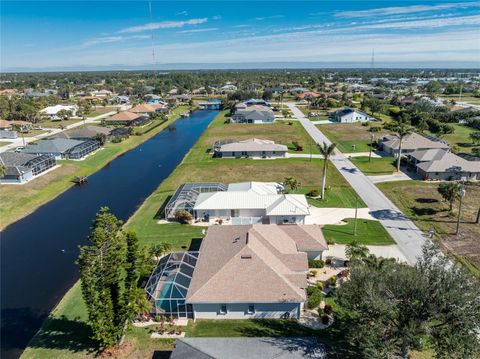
[177,338,215,359]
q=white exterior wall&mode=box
[195,208,266,219]
[192,302,301,320]
[0,170,34,184]
[419,169,480,181]
[269,215,306,224]
[339,111,369,123]
[220,150,286,158]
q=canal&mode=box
[0,110,218,358]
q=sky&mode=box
[1,0,480,71]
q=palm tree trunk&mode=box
[396,137,403,172]
[400,336,410,359]
[321,161,328,200]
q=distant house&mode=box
[290,87,308,94]
[90,89,112,98]
[0,152,56,184]
[379,133,449,157]
[145,224,327,319]
[328,107,374,123]
[198,99,222,110]
[130,103,168,115]
[220,84,237,93]
[54,125,112,140]
[40,105,79,120]
[297,92,320,100]
[111,95,129,104]
[171,338,326,359]
[22,138,100,160]
[167,94,190,104]
[408,149,480,181]
[104,111,149,126]
[243,98,272,107]
[231,105,275,124]
[214,138,287,158]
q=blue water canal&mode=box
[0,110,218,358]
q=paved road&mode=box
[287,103,428,264]
[0,110,118,153]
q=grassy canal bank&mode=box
[22,111,377,359]
[0,106,190,230]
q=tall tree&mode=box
[337,244,480,359]
[437,182,461,212]
[77,208,139,350]
[284,177,300,193]
[317,142,337,200]
[391,118,413,172]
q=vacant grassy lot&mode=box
[0,141,10,147]
[39,118,85,129]
[350,156,397,175]
[323,218,395,245]
[440,94,480,106]
[428,123,478,154]
[0,106,189,230]
[319,122,388,153]
[378,181,480,277]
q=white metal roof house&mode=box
[328,107,374,123]
[214,138,287,158]
[40,105,79,120]
[145,225,328,320]
[231,105,275,124]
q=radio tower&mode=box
[371,49,375,69]
[148,1,156,73]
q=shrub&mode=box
[326,238,336,245]
[306,286,318,296]
[321,314,330,325]
[306,286,323,309]
[308,259,325,268]
[112,136,123,143]
[316,281,323,290]
[306,189,319,197]
[328,275,337,287]
[175,210,193,224]
[325,258,332,265]
[323,304,333,315]
[292,141,304,151]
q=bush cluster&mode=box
[306,189,319,197]
[306,286,323,309]
[175,210,193,224]
[308,259,325,268]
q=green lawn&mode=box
[0,141,10,147]
[322,218,395,245]
[39,118,84,129]
[428,123,478,154]
[0,106,190,230]
[350,156,397,175]
[319,122,388,153]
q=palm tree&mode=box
[132,288,152,318]
[437,182,461,213]
[392,121,413,172]
[284,177,300,193]
[345,240,369,260]
[317,142,337,200]
[151,242,172,259]
[363,254,395,270]
[0,164,6,178]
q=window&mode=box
[247,304,255,314]
[220,304,227,314]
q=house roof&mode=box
[40,105,78,115]
[382,133,449,151]
[416,151,480,173]
[171,337,326,359]
[193,192,310,216]
[0,152,38,166]
[409,148,449,162]
[297,92,320,99]
[23,139,84,154]
[105,111,142,122]
[186,225,319,303]
[55,125,111,139]
[227,181,280,195]
[130,103,165,113]
[219,138,288,153]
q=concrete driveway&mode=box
[305,207,376,225]
[287,103,428,264]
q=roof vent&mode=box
[246,232,249,244]
[241,254,252,259]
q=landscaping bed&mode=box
[322,218,395,245]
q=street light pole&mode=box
[455,183,466,235]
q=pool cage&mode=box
[164,182,227,219]
[66,140,101,159]
[145,252,199,318]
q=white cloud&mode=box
[176,11,188,16]
[119,18,208,33]
[233,24,250,28]
[336,1,480,18]
[80,35,150,48]
[352,14,480,30]
[179,28,219,34]
[254,15,285,21]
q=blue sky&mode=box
[2,1,480,70]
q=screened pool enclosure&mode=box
[145,252,199,318]
[164,182,227,219]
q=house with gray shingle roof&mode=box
[0,152,56,183]
[22,138,100,160]
[408,149,480,181]
[215,138,287,158]
[379,132,449,157]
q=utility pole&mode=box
[368,132,374,162]
[353,197,358,236]
[455,183,466,235]
[476,207,480,224]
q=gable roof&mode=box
[408,148,448,162]
[416,152,480,173]
[105,111,142,122]
[193,192,309,216]
[219,138,287,153]
[227,181,279,195]
[54,125,111,139]
[186,225,314,303]
[382,133,449,151]
[171,337,326,359]
[130,103,165,113]
[0,152,38,166]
